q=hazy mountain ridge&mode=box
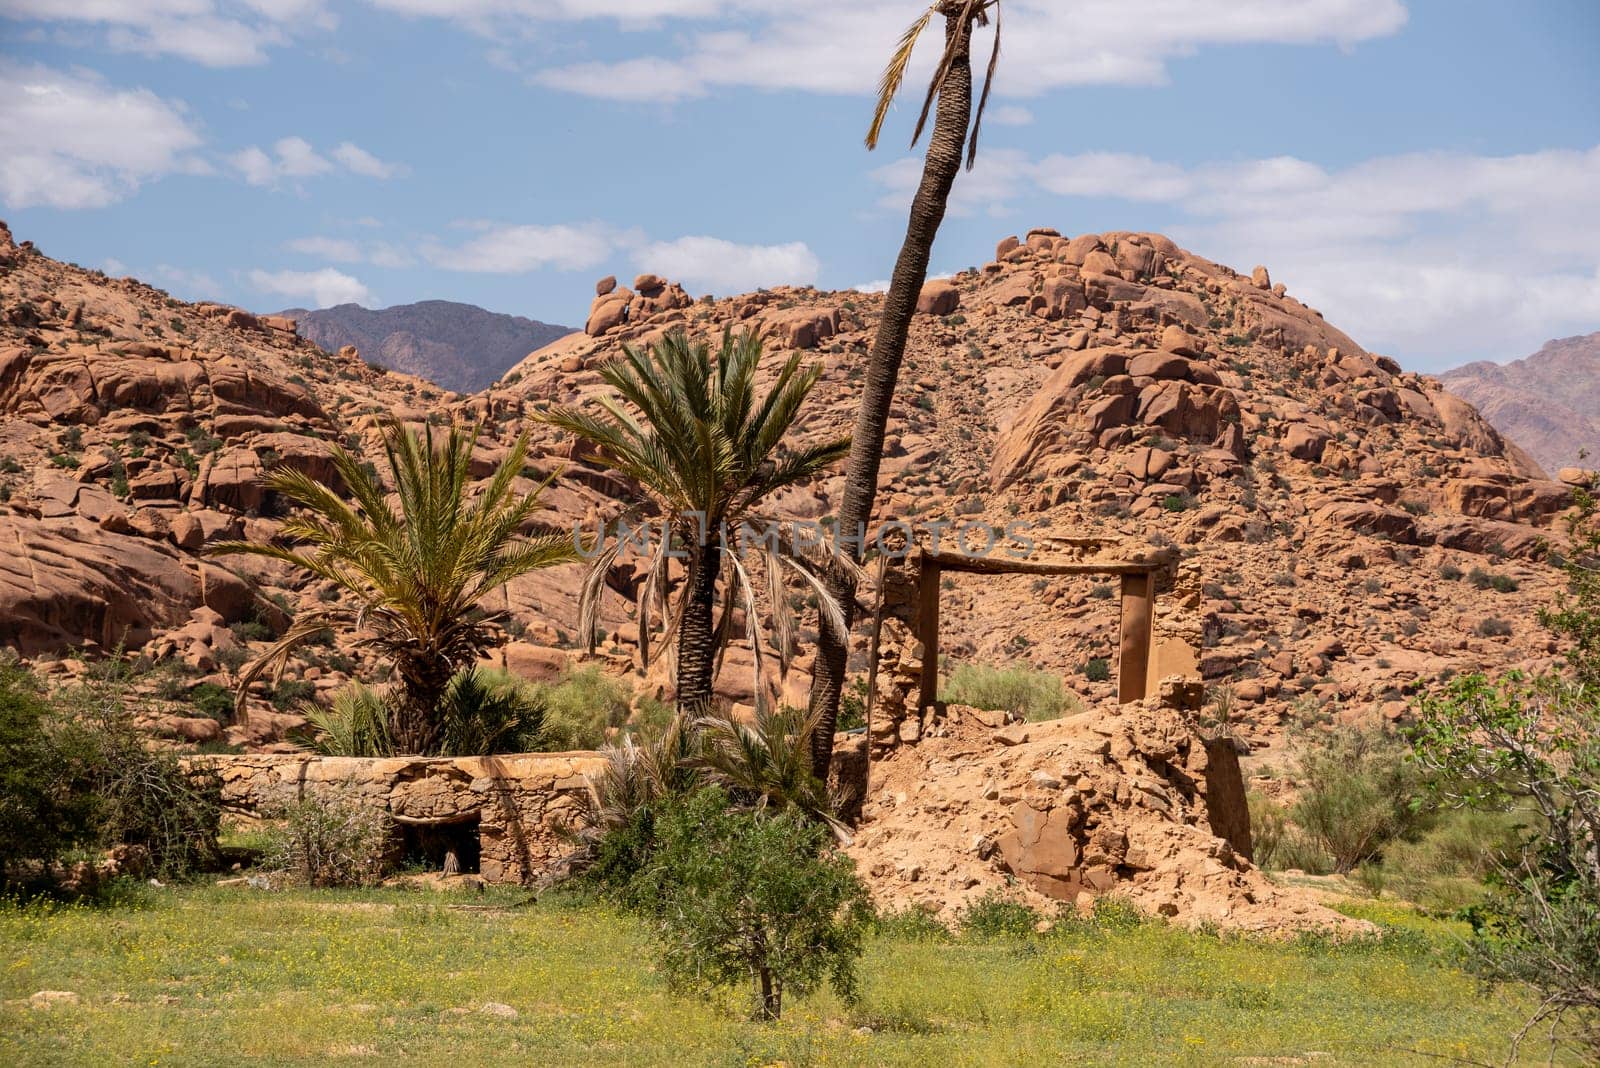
[280,299,573,394]
[1442,331,1600,474]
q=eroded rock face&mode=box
[0,514,252,654]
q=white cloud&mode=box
[0,0,332,67]
[988,105,1033,127]
[332,141,404,178]
[285,234,417,267]
[273,135,331,177]
[154,262,223,298]
[0,61,204,209]
[852,279,889,294]
[502,0,1407,102]
[285,235,363,261]
[871,147,1035,217]
[898,143,1600,368]
[633,236,820,294]
[249,266,375,307]
[423,222,630,272]
[229,137,401,187]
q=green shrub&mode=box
[537,665,633,750]
[3,669,224,885]
[959,892,1040,940]
[628,787,871,1020]
[188,682,235,723]
[259,795,392,888]
[1291,724,1429,873]
[270,679,317,710]
[0,662,101,884]
[63,681,222,878]
[873,904,951,942]
[941,662,1077,722]
[306,668,548,757]
[1080,657,1111,683]
[1477,617,1512,637]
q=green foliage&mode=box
[1080,657,1111,684]
[536,665,633,750]
[305,668,549,757]
[187,682,236,723]
[303,682,393,757]
[208,418,578,754]
[1,666,222,887]
[0,662,101,884]
[628,787,871,1019]
[941,662,1076,722]
[1540,488,1600,688]
[1408,499,1600,1057]
[65,681,222,879]
[836,677,871,732]
[958,892,1040,940]
[1290,723,1429,873]
[539,328,851,710]
[695,704,845,835]
[259,795,392,888]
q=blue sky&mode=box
[2,1,1597,370]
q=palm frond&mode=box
[866,5,936,150]
[966,0,1001,168]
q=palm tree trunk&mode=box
[676,537,722,715]
[394,653,451,754]
[809,8,975,778]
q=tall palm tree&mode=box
[208,419,579,754]
[809,0,1003,778]
[539,329,851,715]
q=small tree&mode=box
[540,329,850,715]
[629,787,871,1020]
[0,660,99,884]
[1291,723,1428,873]
[210,419,577,754]
[1410,492,1600,1058]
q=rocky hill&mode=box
[508,235,1590,745]
[3,218,1595,927]
[280,300,572,393]
[1442,331,1600,476]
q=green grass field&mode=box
[0,885,1574,1066]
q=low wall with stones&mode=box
[195,752,607,884]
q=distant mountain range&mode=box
[1442,331,1600,475]
[279,300,573,393]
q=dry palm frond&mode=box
[866,0,1003,170]
[866,5,936,150]
[966,0,1001,169]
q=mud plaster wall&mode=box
[194,753,606,884]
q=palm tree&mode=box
[539,329,851,715]
[208,419,578,754]
[809,0,1004,778]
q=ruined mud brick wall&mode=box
[866,541,1189,756]
[195,753,606,884]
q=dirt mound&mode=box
[845,697,1364,933]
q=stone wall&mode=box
[196,752,606,884]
